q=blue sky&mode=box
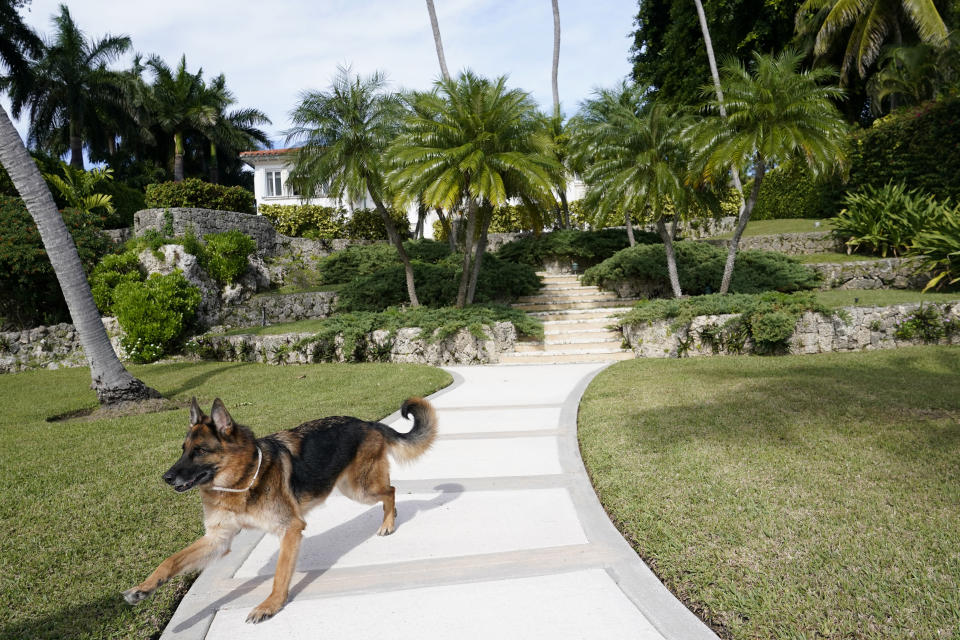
[9,0,638,146]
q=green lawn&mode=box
[793,252,881,264]
[716,218,835,238]
[814,289,960,308]
[0,362,451,640]
[578,347,960,639]
[222,318,329,336]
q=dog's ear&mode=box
[189,397,205,425]
[210,398,234,437]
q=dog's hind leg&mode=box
[123,525,237,605]
[245,516,305,624]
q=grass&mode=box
[0,362,451,640]
[578,347,960,639]
[793,251,881,264]
[814,289,960,308]
[270,283,341,295]
[715,218,835,238]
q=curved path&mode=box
[161,363,718,640]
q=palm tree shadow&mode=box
[170,483,462,633]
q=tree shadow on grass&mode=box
[153,361,253,398]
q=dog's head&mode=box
[162,397,243,492]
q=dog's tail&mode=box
[385,397,438,463]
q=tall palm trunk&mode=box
[68,119,84,169]
[551,0,561,115]
[656,218,683,298]
[425,0,451,81]
[625,208,636,246]
[209,142,219,184]
[466,205,492,304]
[720,155,766,293]
[173,131,185,182]
[0,108,160,405]
[371,195,419,307]
[456,199,478,307]
[436,207,456,252]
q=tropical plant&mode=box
[0,0,43,92]
[0,106,159,403]
[425,0,451,81]
[867,34,960,112]
[43,161,115,217]
[795,0,949,85]
[571,84,713,297]
[689,50,848,294]
[908,202,960,291]
[286,66,420,307]
[202,73,271,184]
[388,71,557,307]
[7,4,131,169]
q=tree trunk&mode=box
[719,156,766,294]
[414,201,427,239]
[456,199,478,308]
[559,189,570,229]
[625,208,636,246]
[173,131,185,182]
[656,218,683,298]
[69,120,83,170]
[209,142,220,184]
[436,207,456,252]
[693,0,744,198]
[466,206,491,304]
[0,107,160,405]
[425,0,451,81]
[551,0,561,116]
[371,195,419,307]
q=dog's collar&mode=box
[210,447,262,493]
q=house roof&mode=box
[239,147,298,159]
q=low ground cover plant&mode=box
[495,228,660,268]
[583,241,821,297]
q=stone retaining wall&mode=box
[189,322,518,366]
[0,318,126,373]
[808,257,930,290]
[621,302,959,359]
[704,230,842,255]
[217,291,338,328]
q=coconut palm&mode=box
[388,71,556,306]
[796,0,948,84]
[146,55,218,182]
[287,66,419,307]
[0,0,43,91]
[8,3,130,169]
[689,50,848,294]
[203,73,271,184]
[551,0,561,115]
[425,0,451,81]
[868,34,960,112]
[572,83,711,298]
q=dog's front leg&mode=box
[123,528,235,605]
[245,517,305,623]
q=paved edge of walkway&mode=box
[160,364,717,640]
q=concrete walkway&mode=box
[161,364,718,640]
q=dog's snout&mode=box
[162,469,177,485]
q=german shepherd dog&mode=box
[123,396,437,623]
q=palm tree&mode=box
[572,83,710,298]
[0,0,43,91]
[287,67,419,307]
[425,0,451,81]
[9,4,131,169]
[867,34,960,112]
[146,55,217,182]
[551,0,561,115]
[203,73,271,184]
[388,71,556,306]
[796,0,948,84]
[689,50,848,293]
[0,107,160,403]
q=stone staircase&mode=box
[500,273,636,364]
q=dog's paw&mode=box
[377,522,395,536]
[122,587,149,605]
[245,602,280,624]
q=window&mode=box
[265,171,282,197]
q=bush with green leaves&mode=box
[751,160,845,220]
[317,240,451,285]
[144,178,255,214]
[342,207,410,240]
[336,253,540,312]
[259,203,344,238]
[98,180,146,229]
[89,252,144,314]
[620,291,838,354]
[202,230,256,285]
[293,304,543,362]
[833,182,952,257]
[909,203,960,291]
[582,241,821,297]
[496,228,661,269]
[0,196,112,328]
[112,271,201,363]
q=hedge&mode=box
[496,228,661,269]
[145,178,255,214]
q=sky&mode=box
[8,0,639,147]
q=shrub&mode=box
[909,203,960,291]
[112,271,201,363]
[581,241,821,297]
[833,182,951,257]
[144,178,255,213]
[752,160,845,220]
[89,252,144,314]
[98,180,146,229]
[259,203,344,238]
[202,230,256,285]
[317,240,450,285]
[496,228,660,268]
[342,207,410,240]
[0,196,112,328]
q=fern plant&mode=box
[43,162,115,217]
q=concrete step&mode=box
[530,308,632,322]
[543,319,619,333]
[516,291,619,304]
[514,299,634,312]
[499,350,635,365]
[515,338,624,353]
[536,276,580,285]
[539,284,602,293]
[543,328,621,340]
